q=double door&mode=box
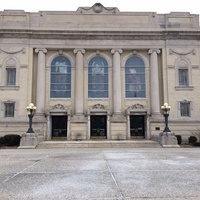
[52,116,67,139]
[130,115,145,139]
[91,115,107,139]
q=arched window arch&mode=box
[1,57,20,88]
[88,56,108,98]
[125,56,146,98]
[175,58,193,90]
[50,55,71,98]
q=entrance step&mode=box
[36,140,161,148]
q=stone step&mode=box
[36,140,161,148]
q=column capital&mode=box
[35,48,47,54]
[111,49,123,54]
[148,49,161,54]
[73,49,85,54]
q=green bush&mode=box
[188,136,197,144]
[4,134,21,146]
[175,135,182,145]
[0,137,6,146]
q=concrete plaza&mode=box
[0,148,200,200]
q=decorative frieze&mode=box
[52,104,66,110]
[0,47,25,54]
[169,48,196,55]
[92,104,105,110]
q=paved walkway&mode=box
[0,148,200,200]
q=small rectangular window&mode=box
[6,68,16,86]
[180,102,190,117]
[5,103,15,117]
[179,69,188,86]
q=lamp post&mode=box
[26,103,36,133]
[161,103,171,132]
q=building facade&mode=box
[0,3,200,142]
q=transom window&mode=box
[125,56,146,98]
[4,102,15,117]
[88,56,108,98]
[50,56,71,98]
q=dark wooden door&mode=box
[52,116,67,139]
[91,115,107,139]
[130,115,145,139]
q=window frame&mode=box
[125,56,146,98]
[6,67,16,86]
[178,68,188,86]
[4,102,15,117]
[178,100,192,118]
[50,55,71,99]
[88,56,109,99]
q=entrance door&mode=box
[91,115,107,139]
[52,116,67,139]
[130,115,145,139]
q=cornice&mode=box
[1,29,200,40]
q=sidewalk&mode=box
[0,148,200,200]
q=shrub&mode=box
[175,135,182,145]
[188,136,197,144]
[193,142,200,147]
[0,137,6,146]
[4,134,21,146]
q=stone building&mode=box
[0,3,200,142]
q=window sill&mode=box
[175,86,194,91]
[0,86,20,91]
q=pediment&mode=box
[126,104,147,115]
[77,3,119,14]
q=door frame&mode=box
[87,103,110,140]
[46,104,71,141]
[126,103,148,140]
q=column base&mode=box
[159,132,180,147]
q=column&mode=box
[148,49,161,116]
[111,49,123,114]
[35,48,47,115]
[73,49,85,115]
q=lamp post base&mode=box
[159,132,180,147]
[27,129,34,133]
[18,132,38,148]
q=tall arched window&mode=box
[125,56,146,98]
[50,56,71,98]
[88,56,108,98]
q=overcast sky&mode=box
[0,0,199,15]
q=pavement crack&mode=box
[104,155,124,200]
[3,154,49,184]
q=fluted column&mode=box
[35,48,47,114]
[148,49,161,115]
[73,49,85,115]
[111,49,123,114]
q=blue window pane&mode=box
[125,56,146,98]
[88,56,108,98]
[50,56,71,98]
